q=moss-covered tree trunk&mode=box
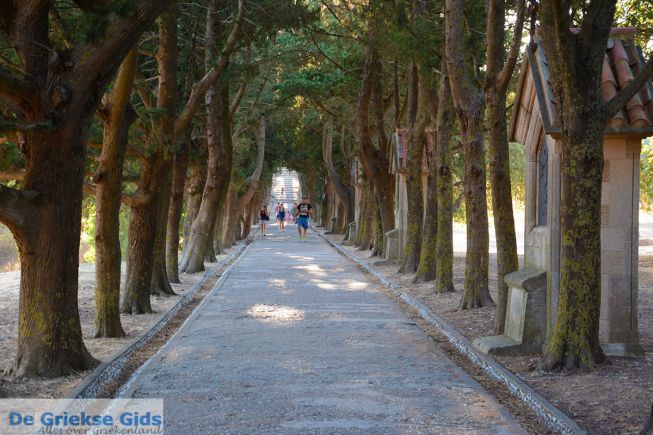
[400,62,425,274]
[414,68,441,283]
[533,0,652,370]
[166,141,189,284]
[434,73,456,293]
[355,179,373,251]
[540,121,606,370]
[93,49,138,338]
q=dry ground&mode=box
[0,251,232,398]
[326,234,653,435]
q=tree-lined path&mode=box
[118,230,523,433]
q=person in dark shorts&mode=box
[295,196,312,241]
[259,206,270,237]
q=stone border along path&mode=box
[115,226,526,433]
[69,239,252,399]
[316,228,585,435]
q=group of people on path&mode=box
[259,197,312,240]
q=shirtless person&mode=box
[295,196,312,241]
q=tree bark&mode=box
[166,140,189,284]
[122,10,178,313]
[180,81,233,273]
[400,62,425,274]
[414,71,440,283]
[485,0,524,334]
[434,73,456,293]
[93,48,138,338]
[445,0,493,309]
[356,42,395,252]
[183,149,206,241]
[322,116,354,233]
[535,0,624,370]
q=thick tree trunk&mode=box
[400,63,424,274]
[434,74,456,293]
[122,156,162,314]
[355,180,373,250]
[180,82,232,273]
[93,49,138,338]
[14,127,98,376]
[166,142,189,284]
[445,0,493,308]
[122,10,178,312]
[541,121,606,370]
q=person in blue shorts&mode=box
[278,204,286,232]
[295,196,312,241]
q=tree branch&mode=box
[604,55,653,120]
[0,183,38,230]
[0,67,36,110]
[229,78,250,120]
[174,0,245,138]
[236,116,266,211]
[498,0,526,91]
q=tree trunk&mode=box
[356,44,395,254]
[355,179,373,250]
[182,152,206,241]
[540,122,606,370]
[93,49,138,338]
[180,81,233,273]
[122,10,178,313]
[13,127,98,376]
[166,141,189,284]
[485,0,524,334]
[400,62,425,274]
[150,161,175,296]
[434,73,456,293]
[445,0,493,308]
[487,88,518,330]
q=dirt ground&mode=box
[327,235,653,435]
[0,252,232,399]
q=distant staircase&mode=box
[270,168,300,209]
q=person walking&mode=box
[295,196,312,241]
[259,206,270,237]
[278,204,286,232]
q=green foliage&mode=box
[640,137,653,210]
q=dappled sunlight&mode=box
[247,304,304,323]
[346,281,369,290]
[289,255,315,261]
[294,263,326,277]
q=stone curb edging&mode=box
[68,239,252,399]
[316,230,585,435]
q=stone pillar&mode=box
[599,137,643,356]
